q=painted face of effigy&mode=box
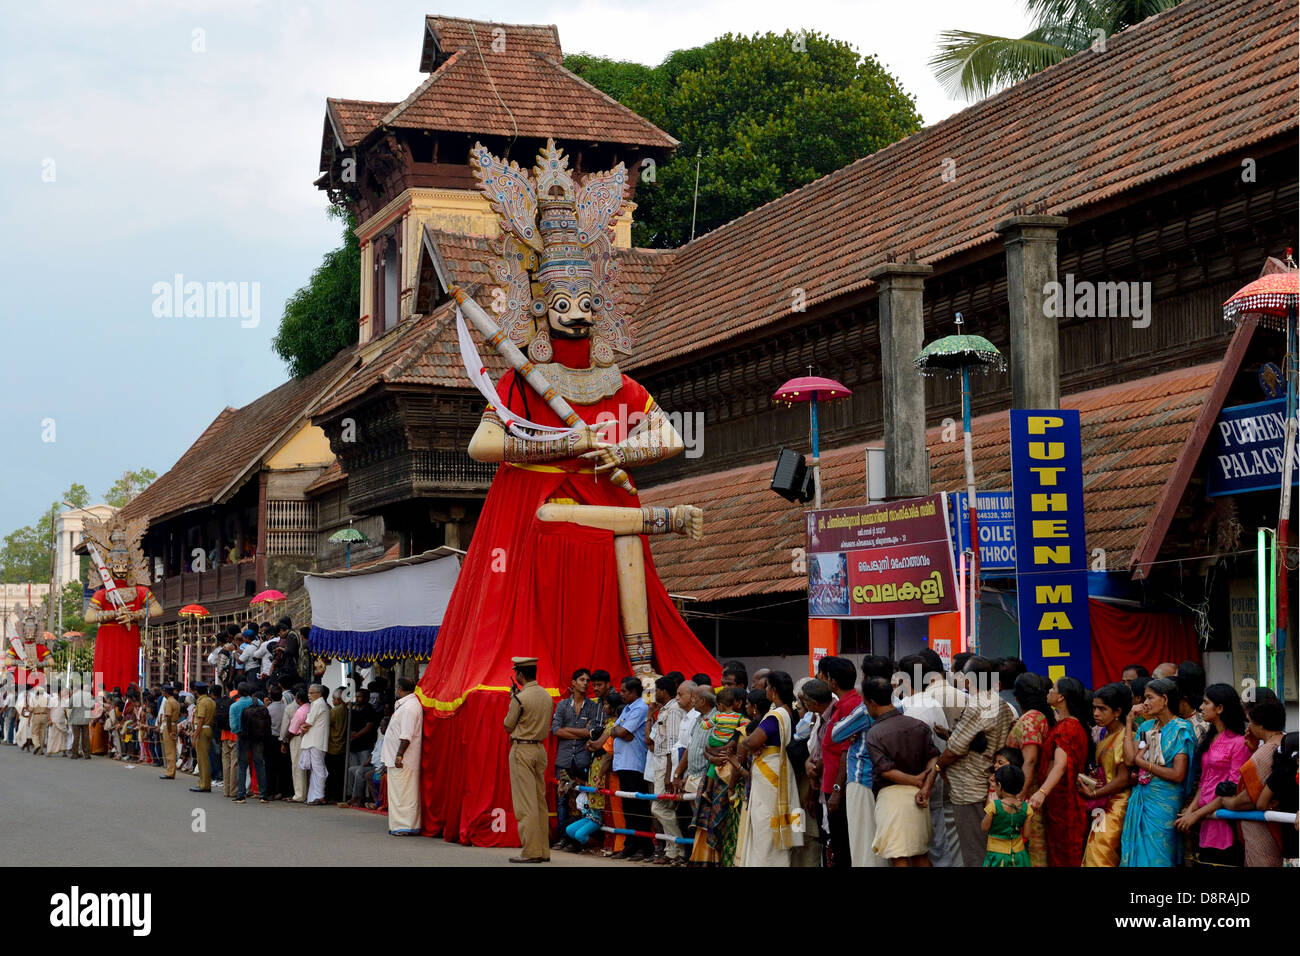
[545,283,594,340]
[108,532,131,577]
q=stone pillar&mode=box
[995,215,1068,410]
[867,261,933,498]
[358,238,374,344]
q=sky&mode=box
[0,0,1034,537]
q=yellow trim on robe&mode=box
[416,684,561,712]
[504,463,597,475]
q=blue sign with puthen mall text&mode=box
[1206,398,1299,497]
[1010,410,1092,687]
[950,491,1016,570]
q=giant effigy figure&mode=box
[6,604,51,686]
[82,512,161,696]
[417,139,718,847]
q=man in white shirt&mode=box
[238,633,262,680]
[381,677,422,835]
[673,681,699,771]
[896,650,966,867]
[649,676,686,861]
[1,678,15,745]
[299,683,330,804]
[255,635,278,679]
[15,684,33,749]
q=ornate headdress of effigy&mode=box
[81,510,149,588]
[469,138,633,368]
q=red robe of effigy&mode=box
[418,340,719,847]
[90,581,150,695]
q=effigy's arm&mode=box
[84,591,161,627]
[581,402,683,472]
[467,408,612,464]
[536,503,703,540]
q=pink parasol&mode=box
[1223,251,1297,698]
[1223,270,1298,330]
[250,589,286,606]
[773,374,852,510]
[772,376,852,404]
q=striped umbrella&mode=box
[916,313,1006,656]
[1224,253,1298,698]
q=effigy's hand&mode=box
[580,443,622,473]
[571,420,617,456]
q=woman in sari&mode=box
[1175,693,1287,867]
[1081,682,1132,866]
[1007,672,1054,866]
[734,671,804,866]
[690,687,744,865]
[1120,677,1196,867]
[121,691,138,761]
[88,694,109,756]
[1028,676,1091,866]
[1175,683,1249,866]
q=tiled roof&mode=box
[317,231,679,418]
[322,16,676,156]
[641,362,1222,603]
[326,99,397,148]
[627,0,1298,370]
[422,16,562,68]
[122,349,358,526]
[304,459,346,497]
[376,45,677,149]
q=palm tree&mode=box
[931,0,1183,101]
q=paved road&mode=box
[0,744,614,867]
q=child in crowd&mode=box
[706,688,745,784]
[987,747,1024,801]
[983,764,1032,867]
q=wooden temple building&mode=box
[126,0,1297,689]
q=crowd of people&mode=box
[0,616,425,837]
[4,638,1296,868]
[544,654,1299,867]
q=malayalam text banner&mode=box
[807,494,957,619]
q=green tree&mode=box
[273,205,362,378]
[0,523,48,584]
[563,54,659,105]
[569,31,923,247]
[930,0,1182,100]
[56,579,96,639]
[45,580,97,673]
[63,483,90,509]
[0,483,86,583]
[103,468,157,508]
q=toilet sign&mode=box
[950,491,1016,570]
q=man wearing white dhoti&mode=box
[15,684,32,750]
[299,684,330,805]
[382,678,423,836]
[47,690,69,756]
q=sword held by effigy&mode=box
[424,233,637,495]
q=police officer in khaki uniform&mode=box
[190,684,216,792]
[504,656,553,863]
[27,684,51,755]
[158,684,181,779]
